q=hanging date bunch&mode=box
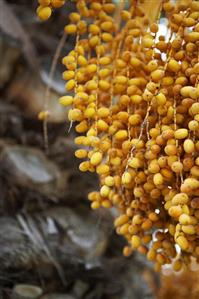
[37,0,199,271]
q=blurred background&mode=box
[0,1,198,299]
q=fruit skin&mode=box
[90,152,103,166]
[37,6,52,21]
[64,24,77,34]
[183,139,195,154]
[176,236,189,251]
[174,129,188,139]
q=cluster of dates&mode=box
[37,0,199,271]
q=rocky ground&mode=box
[0,1,159,298]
